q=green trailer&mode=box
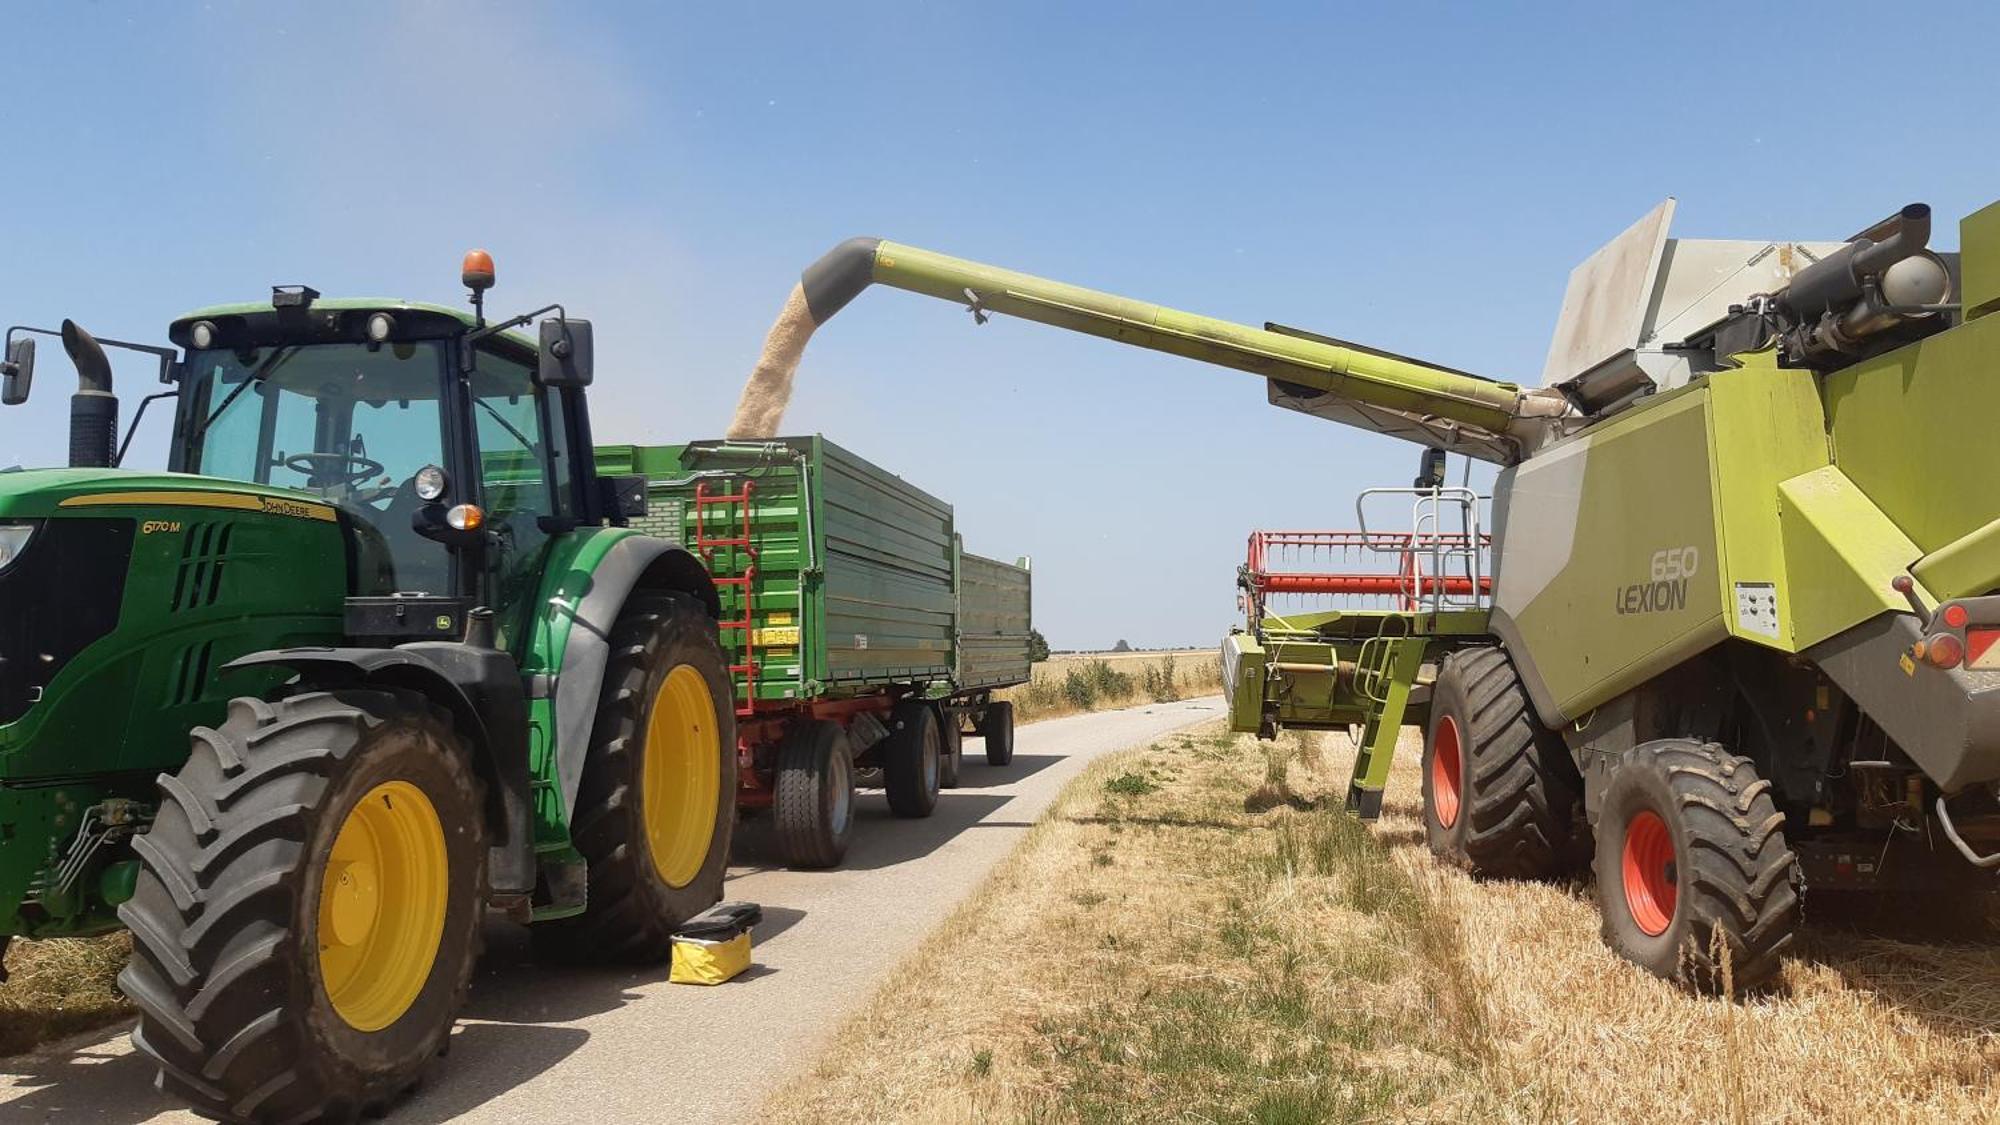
[595,436,1031,867]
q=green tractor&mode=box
[0,254,735,1119]
[754,197,2000,991]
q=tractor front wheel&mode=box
[535,592,737,963]
[120,690,486,1124]
[1594,739,1799,992]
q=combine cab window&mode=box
[184,342,451,595]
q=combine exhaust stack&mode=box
[757,238,1574,463]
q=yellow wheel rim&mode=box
[644,664,722,888]
[316,780,448,1032]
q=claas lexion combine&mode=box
[776,197,2000,990]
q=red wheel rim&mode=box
[1430,716,1463,829]
[1621,809,1678,936]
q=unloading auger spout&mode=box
[774,237,1576,462]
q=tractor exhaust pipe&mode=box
[61,319,118,469]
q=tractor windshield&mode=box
[182,341,450,595]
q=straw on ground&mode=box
[763,723,2000,1122]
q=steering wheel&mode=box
[283,451,386,491]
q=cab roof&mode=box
[167,297,536,355]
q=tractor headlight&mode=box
[414,464,448,502]
[0,523,36,572]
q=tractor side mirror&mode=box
[1,337,33,406]
[537,318,593,388]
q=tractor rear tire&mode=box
[938,707,964,789]
[883,700,942,818]
[773,720,855,869]
[981,701,1016,767]
[1422,647,1583,879]
[1595,740,1798,992]
[534,592,737,964]
[120,689,486,1124]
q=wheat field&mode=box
[764,723,2000,1123]
[999,650,1223,723]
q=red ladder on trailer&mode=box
[693,479,760,717]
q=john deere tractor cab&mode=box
[0,254,734,1122]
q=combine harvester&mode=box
[776,197,1996,990]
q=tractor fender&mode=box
[549,536,719,817]
[222,644,536,896]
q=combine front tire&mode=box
[1595,740,1799,992]
[773,719,855,869]
[1422,647,1582,879]
[535,592,738,963]
[120,690,486,1124]
[883,700,942,818]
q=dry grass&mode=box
[0,933,132,1056]
[763,724,2000,1123]
[1000,651,1223,724]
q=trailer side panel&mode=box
[958,544,1031,690]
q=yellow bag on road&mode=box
[669,901,761,985]
[670,931,753,985]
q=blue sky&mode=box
[3,2,1996,648]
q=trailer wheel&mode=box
[535,592,737,963]
[1595,740,1799,992]
[119,690,486,1124]
[883,700,942,818]
[981,701,1016,767]
[773,720,855,868]
[1422,647,1582,878]
[938,708,964,789]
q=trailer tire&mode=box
[938,708,964,789]
[981,701,1016,767]
[883,700,942,818]
[1595,739,1799,993]
[773,720,855,869]
[1422,647,1582,879]
[534,592,737,963]
[120,689,486,1124]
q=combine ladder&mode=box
[1345,632,1429,820]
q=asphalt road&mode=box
[0,696,1222,1124]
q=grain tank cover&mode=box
[1542,199,1847,410]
